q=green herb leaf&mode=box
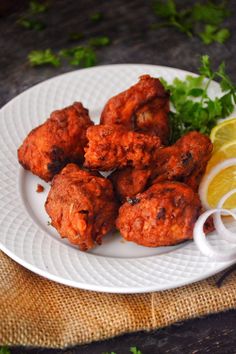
[161,55,236,142]
[152,0,231,45]
[60,46,96,67]
[89,36,111,47]
[17,17,45,31]
[90,12,103,22]
[29,0,48,14]
[130,347,142,354]
[192,1,229,25]
[199,55,213,78]
[153,0,176,18]
[28,49,60,67]
[199,25,230,44]
[0,347,11,354]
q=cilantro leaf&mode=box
[28,49,60,67]
[161,55,236,142]
[17,18,45,31]
[192,1,229,26]
[130,347,142,354]
[153,0,176,18]
[29,0,48,14]
[90,12,103,22]
[60,46,96,67]
[89,36,111,47]
[200,25,230,44]
[199,55,213,78]
[152,0,231,45]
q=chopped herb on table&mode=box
[160,55,236,143]
[89,36,111,47]
[103,348,142,354]
[152,0,231,44]
[17,0,48,31]
[60,46,97,67]
[90,12,103,22]
[28,49,60,67]
[28,36,111,68]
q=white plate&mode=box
[0,64,236,294]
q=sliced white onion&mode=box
[193,208,236,262]
[199,158,236,210]
[214,188,236,243]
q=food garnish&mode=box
[160,55,236,143]
[199,158,236,210]
[28,36,111,67]
[152,0,231,44]
[17,0,48,31]
[199,118,236,210]
[194,189,236,262]
[28,49,60,67]
[210,117,236,152]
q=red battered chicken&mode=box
[116,182,202,247]
[18,102,93,182]
[110,131,213,201]
[45,164,118,251]
[100,75,170,144]
[84,124,161,171]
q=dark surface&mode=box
[1,0,236,353]
[8,309,236,354]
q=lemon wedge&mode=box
[206,139,236,171]
[199,158,236,210]
[210,117,236,152]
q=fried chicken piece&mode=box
[110,131,213,201]
[45,164,118,251]
[18,102,93,182]
[116,182,202,247]
[100,75,170,144]
[135,97,170,144]
[84,124,161,171]
[109,168,152,203]
[151,131,213,189]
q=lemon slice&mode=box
[199,158,236,210]
[206,140,236,171]
[210,117,236,152]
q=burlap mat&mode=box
[1,251,236,348]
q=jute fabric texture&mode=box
[1,251,236,348]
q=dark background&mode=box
[1,0,236,353]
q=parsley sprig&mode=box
[153,0,231,44]
[161,55,236,143]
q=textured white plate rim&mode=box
[0,63,235,294]
[1,242,234,293]
[0,63,199,110]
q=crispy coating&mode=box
[116,182,202,247]
[109,168,152,203]
[135,97,170,144]
[151,131,213,189]
[110,131,213,201]
[84,124,161,171]
[100,75,170,143]
[18,102,93,182]
[45,164,118,251]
